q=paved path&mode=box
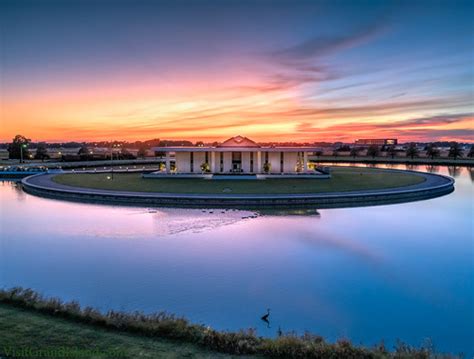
[21,168,454,208]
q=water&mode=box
[1,164,473,355]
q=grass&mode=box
[0,288,453,359]
[51,167,426,195]
[0,304,239,359]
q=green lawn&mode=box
[52,167,425,194]
[0,304,251,359]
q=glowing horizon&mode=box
[1,0,473,143]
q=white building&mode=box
[151,135,321,175]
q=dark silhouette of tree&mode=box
[8,135,31,161]
[468,145,474,158]
[137,146,147,158]
[387,145,397,159]
[366,145,380,159]
[34,142,49,162]
[350,147,360,158]
[195,141,205,147]
[405,143,419,159]
[448,142,463,160]
[78,145,90,155]
[425,144,440,159]
[120,148,136,160]
[263,162,271,173]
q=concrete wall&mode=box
[175,152,208,173]
[175,152,190,173]
[268,152,281,173]
[223,152,232,173]
[242,152,251,172]
[193,152,206,172]
[284,152,298,173]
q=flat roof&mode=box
[151,146,320,152]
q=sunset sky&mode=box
[1,0,473,143]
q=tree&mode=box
[405,143,419,159]
[425,144,440,159]
[137,146,147,159]
[366,145,380,159]
[200,162,210,173]
[350,147,360,159]
[468,145,474,158]
[448,142,464,160]
[34,142,49,162]
[387,145,397,159]
[8,135,31,162]
[195,141,205,147]
[77,145,90,155]
[120,148,136,160]
[263,162,271,173]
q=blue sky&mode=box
[1,0,473,142]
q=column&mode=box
[256,151,262,173]
[210,151,216,173]
[165,152,171,173]
[303,152,308,172]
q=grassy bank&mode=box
[0,304,238,359]
[0,288,449,358]
[52,167,425,194]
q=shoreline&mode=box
[0,287,450,358]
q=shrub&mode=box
[0,287,456,358]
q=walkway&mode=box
[21,168,454,208]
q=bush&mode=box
[0,287,455,358]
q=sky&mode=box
[1,0,473,143]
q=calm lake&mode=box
[1,164,473,355]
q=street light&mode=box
[20,143,27,163]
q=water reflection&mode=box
[425,165,440,173]
[406,164,419,171]
[447,166,462,178]
[257,208,320,216]
[0,180,26,201]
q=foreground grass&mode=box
[52,167,425,194]
[0,288,452,359]
[0,304,241,359]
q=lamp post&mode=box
[20,143,27,163]
[110,143,121,179]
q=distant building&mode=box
[355,139,398,146]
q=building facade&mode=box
[152,136,320,175]
[355,138,398,145]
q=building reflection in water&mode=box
[406,164,419,171]
[425,165,440,173]
[1,180,26,201]
[258,208,321,217]
[447,166,462,178]
[468,167,474,182]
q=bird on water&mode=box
[261,308,270,327]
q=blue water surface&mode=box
[1,164,472,356]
